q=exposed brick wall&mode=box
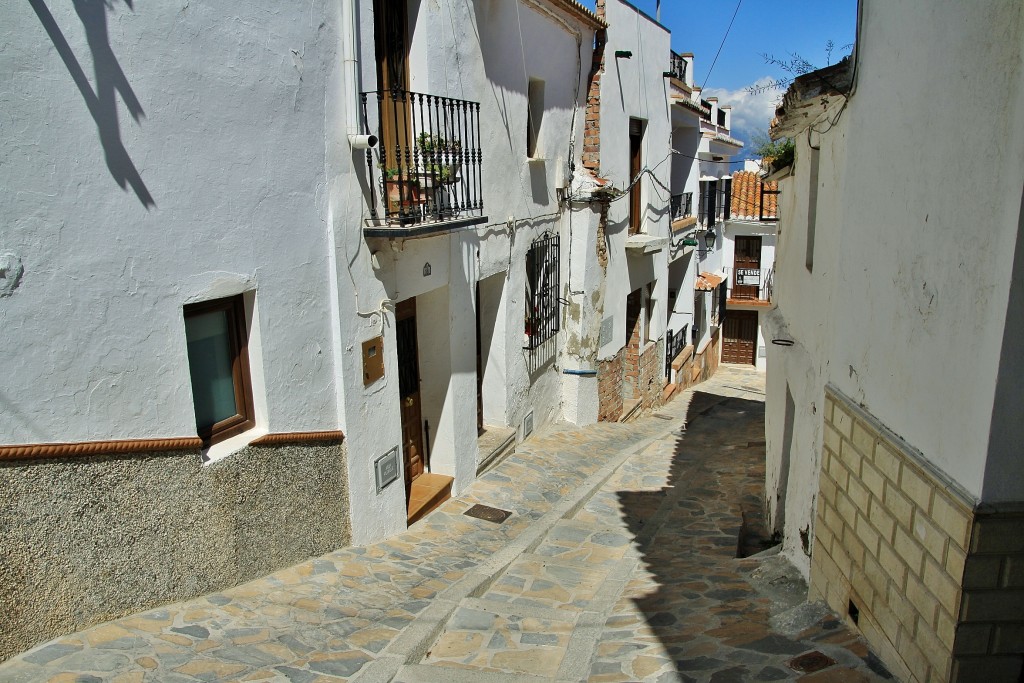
[622,290,642,401]
[582,0,606,173]
[953,509,1024,681]
[638,339,664,410]
[811,386,1024,683]
[597,350,623,422]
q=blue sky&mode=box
[580,0,858,154]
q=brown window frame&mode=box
[183,295,256,447]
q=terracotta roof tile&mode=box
[729,170,777,220]
[695,271,724,291]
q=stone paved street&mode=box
[0,366,894,682]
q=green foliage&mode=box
[751,131,795,171]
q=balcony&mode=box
[724,266,774,305]
[670,192,696,232]
[665,323,689,378]
[360,89,486,237]
[667,50,686,82]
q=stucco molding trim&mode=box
[825,383,977,510]
[0,437,203,462]
[249,431,345,447]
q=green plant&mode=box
[751,130,795,171]
[385,168,418,181]
[417,133,462,157]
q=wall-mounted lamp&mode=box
[703,228,717,250]
[614,50,633,59]
[423,262,431,277]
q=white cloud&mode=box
[703,77,783,148]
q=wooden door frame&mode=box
[396,298,426,492]
[732,235,762,300]
[629,121,644,235]
[722,309,758,365]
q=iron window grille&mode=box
[524,233,560,350]
[699,181,718,227]
[760,182,781,222]
[670,192,694,220]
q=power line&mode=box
[699,0,743,92]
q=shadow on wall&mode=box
[28,0,155,208]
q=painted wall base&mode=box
[0,443,350,661]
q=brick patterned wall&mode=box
[638,339,664,410]
[597,350,623,422]
[812,386,970,682]
[812,386,1024,683]
[953,508,1024,681]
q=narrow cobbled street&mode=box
[1,366,892,682]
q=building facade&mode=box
[720,167,777,370]
[0,0,744,660]
[664,51,741,394]
[764,1,1024,680]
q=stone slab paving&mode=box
[0,365,895,683]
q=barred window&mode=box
[524,233,560,349]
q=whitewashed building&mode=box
[720,169,777,370]
[664,52,742,392]
[764,0,1024,680]
[0,0,603,659]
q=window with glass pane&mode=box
[183,295,254,445]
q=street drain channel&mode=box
[787,651,836,673]
[464,504,512,524]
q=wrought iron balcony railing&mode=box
[670,192,694,221]
[668,51,686,82]
[665,324,689,378]
[360,89,483,227]
[724,266,774,302]
[699,99,712,121]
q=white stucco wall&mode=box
[336,0,596,541]
[597,0,672,361]
[765,0,1024,574]
[1,3,339,444]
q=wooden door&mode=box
[476,283,484,435]
[732,236,762,300]
[396,299,425,489]
[628,121,643,235]
[374,0,415,212]
[722,310,758,365]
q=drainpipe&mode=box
[341,0,375,149]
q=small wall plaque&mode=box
[362,336,384,386]
[375,447,400,494]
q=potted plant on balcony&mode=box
[417,133,462,187]
[384,168,423,215]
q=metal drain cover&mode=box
[464,504,512,523]
[787,651,836,673]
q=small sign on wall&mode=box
[600,317,614,347]
[737,268,761,286]
[362,336,384,386]
[375,447,400,494]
